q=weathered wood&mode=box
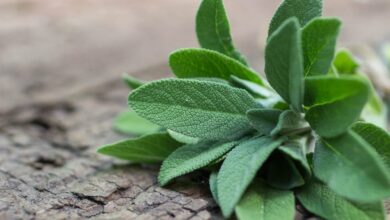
[0,66,221,219]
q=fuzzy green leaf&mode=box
[230,76,273,99]
[167,130,199,145]
[333,49,360,74]
[362,76,388,129]
[279,141,311,177]
[313,130,390,202]
[265,18,304,112]
[271,110,308,136]
[304,75,369,138]
[196,0,247,65]
[268,0,322,36]
[235,181,295,220]
[122,73,145,89]
[129,79,258,140]
[159,141,237,185]
[352,122,390,170]
[170,48,263,85]
[113,110,159,135]
[209,171,219,204]
[217,136,284,217]
[247,109,282,135]
[264,152,305,190]
[97,132,182,163]
[297,180,385,220]
[302,18,341,76]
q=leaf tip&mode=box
[96,144,110,155]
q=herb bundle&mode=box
[98,0,390,219]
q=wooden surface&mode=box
[0,0,390,219]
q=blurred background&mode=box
[1,0,390,114]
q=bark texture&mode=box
[0,66,221,219]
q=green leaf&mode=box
[230,76,273,99]
[304,75,369,138]
[256,96,288,110]
[122,73,145,89]
[362,77,388,129]
[265,18,304,112]
[247,109,282,135]
[170,48,264,85]
[362,101,388,129]
[271,110,309,136]
[113,110,159,135]
[279,141,311,177]
[333,49,360,74]
[384,43,390,69]
[217,136,284,217]
[196,0,247,65]
[264,152,305,190]
[313,130,390,202]
[366,83,386,115]
[129,79,258,140]
[268,0,322,36]
[352,122,390,170]
[167,130,199,145]
[235,181,295,220]
[97,132,182,163]
[302,18,341,76]
[158,141,237,185]
[209,171,219,204]
[297,180,385,220]
[192,77,230,85]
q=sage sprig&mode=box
[98,0,390,219]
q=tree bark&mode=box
[0,65,223,219]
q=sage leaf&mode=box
[122,73,145,89]
[193,77,230,85]
[279,141,311,177]
[313,130,390,202]
[297,180,385,220]
[362,77,388,129]
[265,18,304,112]
[271,110,308,136]
[209,171,219,204]
[158,141,237,185]
[302,18,341,76]
[196,0,247,65]
[352,122,390,170]
[97,132,182,163]
[170,48,264,85]
[167,130,199,145]
[268,0,322,36]
[235,181,295,220]
[264,152,305,190]
[247,109,282,135]
[230,76,273,99]
[113,110,159,135]
[333,49,360,74]
[129,79,258,140]
[304,75,369,138]
[217,136,284,217]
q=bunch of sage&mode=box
[99,0,390,219]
